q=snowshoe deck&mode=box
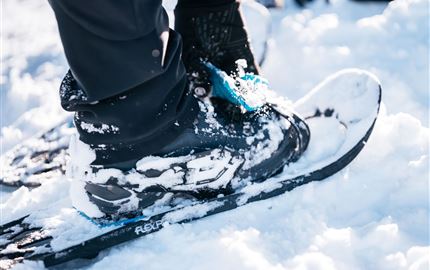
[0,69,381,268]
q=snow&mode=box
[1,0,429,269]
[285,69,382,174]
[1,0,69,152]
[264,0,429,125]
[79,122,119,135]
[300,117,346,163]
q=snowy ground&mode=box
[1,0,429,269]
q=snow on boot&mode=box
[68,71,310,223]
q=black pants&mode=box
[49,0,200,166]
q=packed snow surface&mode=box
[1,0,429,269]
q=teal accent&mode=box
[77,208,148,228]
[205,62,268,112]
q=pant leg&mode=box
[49,0,198,167]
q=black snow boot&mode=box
[67,0,310,222]
[174,0,260,95]
[70,96,310,221]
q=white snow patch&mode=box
[1,0,429,269]
[80,122,120,134]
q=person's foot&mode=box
[68,1,311,221]
[70,94,309,221]
[174,0,260,96]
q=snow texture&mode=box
[1,0,429,269]
[79,122,119,135]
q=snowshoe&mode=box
[0,68,381,269]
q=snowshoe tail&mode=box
[0,215,52,269]
[0,117,74,187]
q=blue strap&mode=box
[205,62,269,112]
